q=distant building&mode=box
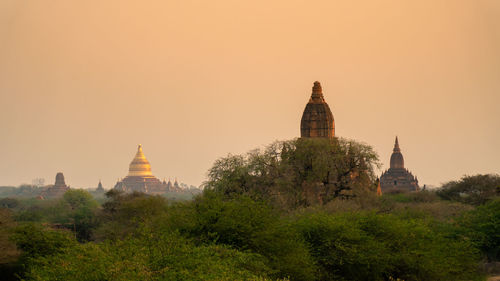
[113,144,181,194]
[380,137,419,193]
[41,172,70,198]
[95,180,105,192]
[300,81,335,138]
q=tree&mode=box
[0,208,20,280]
[23,230,275,281]
[94,191,168,241]
[292,211,482,281]
[457,198,500,261]
[437,174,500,205]
[205,138,379,208]
[162,191,317,281]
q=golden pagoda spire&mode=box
[128,144,153,177]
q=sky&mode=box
[0,0,499,188]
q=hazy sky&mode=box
[1,0,499,188]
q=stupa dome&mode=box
[300,81,335,138]
[389,136,404,169]
[128,144,153,177]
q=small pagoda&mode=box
[380,137,419,193]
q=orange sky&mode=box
[0,0,499,188]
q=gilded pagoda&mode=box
[113,144,181,194]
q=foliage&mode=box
[205,138,379,208]
[0,208,20,264]
[0,185,45,198]
[0,198,20,209]
[162,191,317,281]
[292,211,483,281]
[10,224,76,260]
[457,198,500,261]
[24,229,275,281]
[437,174,500,205]
[94,190,168,241]
[2,139,498,280]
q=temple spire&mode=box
[128,144,153,177]
[393,136,401,153]
[310,81,325,102]
[301,81,335,138]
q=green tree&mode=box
[56,189,99,241]
[292,211,482,281]
[437,174,500,205]
[24,230,275,281]
[457,198,500,261]
[94,190,168,241]
[0,208,21,281]
[163,191,317,281]
[205,138,379,208]
[10,223,76,261]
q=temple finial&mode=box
[393,136,400,152]
[312,81,322,94]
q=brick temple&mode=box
[300,81,335,138]
[41,172,70,198]
[380,137,419,193]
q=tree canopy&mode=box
[205,138,379,208]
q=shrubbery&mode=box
[1,138,498,280]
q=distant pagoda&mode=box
[300,81,335,138]
[95,180,105,192]
[113,144,181,194]
[41,172,70,198]
[380,137,419,193]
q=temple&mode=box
[95,180,104,192]
[41,172,70,198]
[113,144,181,194]
[300,81,335,138]
[380,137,419,193]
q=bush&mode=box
[205,138,379,208]
[292,211,482,281]
[24,230,274,281]
[163,191,317,281]
[457,198,500,261]
[437,174,500,205]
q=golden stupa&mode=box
[114,144,181,194]
[128,144,154,177]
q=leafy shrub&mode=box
[205,138,379,208]
[292,211,482,281]
[24,230,274,281]
[163,191,317,281]
[437,174,500,205]
[457,198,500,261]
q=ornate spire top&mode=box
[393,136,401,153]
[301,81,335,138]
[97,180,104,191]
[390,136,404,169]
[310,81,325,102]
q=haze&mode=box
[0,0,499,188]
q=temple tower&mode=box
[300,81,335,138]
[380,137,419,193]
[96,180,104,192]
[128,144,153,177]
[113,144,172,194]
[42,172,70,198]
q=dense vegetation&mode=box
[0,138,499,280]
